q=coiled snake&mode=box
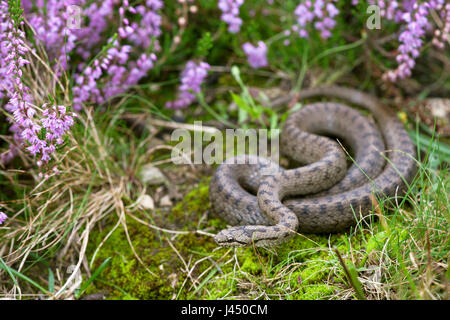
[209,86,417,247]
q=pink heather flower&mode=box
[242,41,268,69]
[73,51,111,111]
[25,0,80,72]
[218,0,245,33]
[21,0,163,115]
[71,1,162,111]
[381,0,446,82]
[0,2,13,100]
[364,1,447,82]
[128,1,163,50]
[166,61,211,109]
[0,211,7,225]
[292,0,339,39]
[73,0,116,59]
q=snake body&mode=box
[210,86,417,247]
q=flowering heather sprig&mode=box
[292,0,339,39]
[72,42,118,111]
[242,41,268,69]
[0,211,7,225]
[218,0,244,33]
[25,0,80,71]
[1,0,74,168]
[37,104,75,164]
[99,49,157,103]
[128,0,163,50]
[118,0,137,39]
[381,0,446,81]
[1,0,36,162]
[166,61,211,109]
[383,3,429,81]
[123,53,157,87]
[72,1,161,110]
[73,45,157,110]
[73,0,116,59]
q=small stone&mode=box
[159,195,173,207]
[168,273,178,289]
[138,164,166,185]
[137,194,154,210]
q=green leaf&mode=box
[346,261,366,300]
[75,257,112,299]
[408,130,450,162]
[0,257,50,294]
[48,268,55,293]
[196,32,213,58]
[231,92,249,112]
[269,113,278,131]
[38,127,47,140]
[47,94,55,105]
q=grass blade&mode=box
[75,257,112,299]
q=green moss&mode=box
[85,217,182,299]
[84,180,220,299]
[240,254,263,275]
[206,277,236,299]
[295,284,337,300]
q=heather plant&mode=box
[242,41,268,69]
[218,0,244,33]
[366,0,449,81]
[1,0,75,171]
[165,60,211,109]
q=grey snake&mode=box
[209,86,417,247]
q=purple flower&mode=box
[218,0,245,33]
[381,1,446,81]
[0,211,7,225]
[128,1,163,49]
[292,0,339,39]
[242,41,268,69]
[24,0,80,72]
[366,1,447,81]
[166,61,211,109]
[73,0,116,59]
[71,1,162,111]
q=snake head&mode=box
[214,229,249,247]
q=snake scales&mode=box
[209,86,417,247]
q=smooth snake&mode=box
[209,86,417,247]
